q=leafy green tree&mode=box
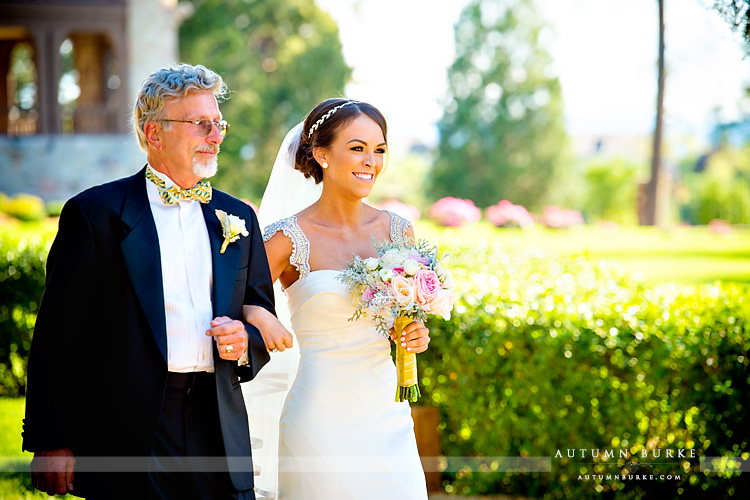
[582,158,646,225]
[429,0,570,210]
[681,144,750,224]
[714,0,750,44]
[180,0,351,200]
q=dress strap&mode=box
[263,216,311,279]
[386,211,413,247]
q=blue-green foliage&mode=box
[420,238,750,498]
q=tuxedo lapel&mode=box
[202,200,242,319]
[120,168,168,362]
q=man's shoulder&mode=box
[70,170,142,207]
[211,189,256,218]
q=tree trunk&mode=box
[642,0,666,226]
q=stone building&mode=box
[0,0,191,201]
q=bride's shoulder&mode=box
[379,207,415,240]
[262,216,302,242]
[365,205,415,244]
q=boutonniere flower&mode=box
[215,210,249,254]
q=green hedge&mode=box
[0,228,53,396]
[421,238,750,498]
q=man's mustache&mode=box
[195,146,220,154]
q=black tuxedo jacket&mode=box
[22,167,274,495]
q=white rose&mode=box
[381,249,402,268]
[440,273,454,290]
[364,257,380,271]
[434,262,447,279]
[428,289,454,320]
[391,276,416,305]
[403,259,421,276]
[379,268,394,282]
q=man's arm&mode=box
[23,199,95,493]
[24,199,93,451]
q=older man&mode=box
[23,64,273,499]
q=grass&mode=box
[415,221,750,285]
[0,399,62,499]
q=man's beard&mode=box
[192,150,219,178]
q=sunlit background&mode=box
[318,0,748,147]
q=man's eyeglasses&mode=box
[161,119,229,138]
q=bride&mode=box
[243,98,430,499]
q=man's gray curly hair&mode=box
[133,63,229,151]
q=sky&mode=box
[314,0,750,153]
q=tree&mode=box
[642,0,666,226]
[180,0,351,200]
[714,0,750,44]
[429,0,570,211]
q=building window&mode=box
[7,40,38,135]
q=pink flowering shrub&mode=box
[708,219,731,235]
[377,199,421,221]
[541,205,584,229]
[429,197,481,227]
[485,200,535,229]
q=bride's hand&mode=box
[390,320,430,354]
[243,305,294,352]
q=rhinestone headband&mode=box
[307,101,356,138]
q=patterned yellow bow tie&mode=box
[146,166,212,205]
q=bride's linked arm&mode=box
[390,224,431,354]
[244,305,293,352]
[243,231,296,352]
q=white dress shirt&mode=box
[146,167,215,372]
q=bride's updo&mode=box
[295,98,387,184]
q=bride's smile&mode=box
[314,114,387,199]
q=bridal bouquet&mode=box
[337,240,454,402]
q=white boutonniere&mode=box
[215,210,249,254]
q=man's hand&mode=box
[390,320,430,353]
[30,448,75,496]
[206,316,248,360]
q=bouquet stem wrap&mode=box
[394,316,421,402]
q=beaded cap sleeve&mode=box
[263,216,311,279]
[387,211,413,246]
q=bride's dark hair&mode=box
[295,98,387,184]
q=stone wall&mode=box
[127,0,191,105]
[0,134,145,201]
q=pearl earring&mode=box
[322,162,328,169]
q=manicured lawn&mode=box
[415,221,750,285]
[0,398,66,499]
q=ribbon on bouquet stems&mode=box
[394,316,421,403]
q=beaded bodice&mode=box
[262,211,412,280]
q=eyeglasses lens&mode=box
[198,119,228,138]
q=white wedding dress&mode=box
[260,211,427,500]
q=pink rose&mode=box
[414,269,441,306]
[428,289,454,320]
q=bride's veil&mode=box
[241,122,322,499]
